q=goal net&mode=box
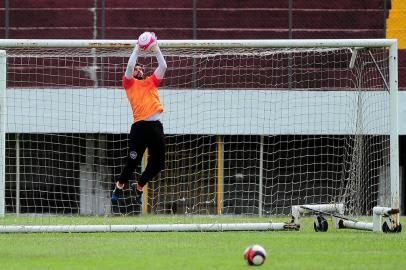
[0,39,399,232]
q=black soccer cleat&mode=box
[111,182,124,202]
[134,188,143,205]
[111,187,121,202]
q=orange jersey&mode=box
[122,74,164,123]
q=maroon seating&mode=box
[104,0,193,8]
[0,0,402,88]
[292,0,388,9]
[9,10,92,27]
[399,50,406,88]
[9,28,93,39]
[196,9,384,30]
[0,0,388,40]
[7,0,95,8]
[198,0,386,9]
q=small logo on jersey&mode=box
[130,151,137,160]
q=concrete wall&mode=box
[6,88,395,134]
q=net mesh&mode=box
[2,46,391,226]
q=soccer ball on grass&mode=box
[243,244,266,266]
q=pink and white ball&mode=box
[243,245,266,266]
[138,32,157,52]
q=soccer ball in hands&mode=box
[138,32,157,53]
[243,245,266,266]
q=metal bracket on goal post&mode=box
[337,207,402,233]
[291,204,345,232]
[291,204,402,233]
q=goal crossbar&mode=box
[0,38,397,48]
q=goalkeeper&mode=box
[112,32,167,204]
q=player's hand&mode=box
[149,32,158,54]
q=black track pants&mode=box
[117,120,165,187]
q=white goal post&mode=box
[0,39,399,233]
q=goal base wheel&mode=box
[314,215,328,232]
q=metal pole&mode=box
[91,0,98,87]
[383,0,387,38]
[0,39,397,49]
[0,50,6,217]
[101,0,106,39]
[288,0,293,89]
[192,0,197,39]
[100,0,106,87]
[5,0,9,39]
[216,135,224,215]
[192,0,198,89]
[16,134,20,216]
[142,150,149,214]
[258,135,264,217]
[389,42,400,223]
[288,0,293,39]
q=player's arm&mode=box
[151,35,167,80]
[124,44,140,79]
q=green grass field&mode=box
[0,217,405,270]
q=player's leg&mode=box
[140,121,165,185]
[112,122,147,201]
[133,121,165,203]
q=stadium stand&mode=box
[0,1,403,94]
[0,0,399,87]
[0,0,389,39]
